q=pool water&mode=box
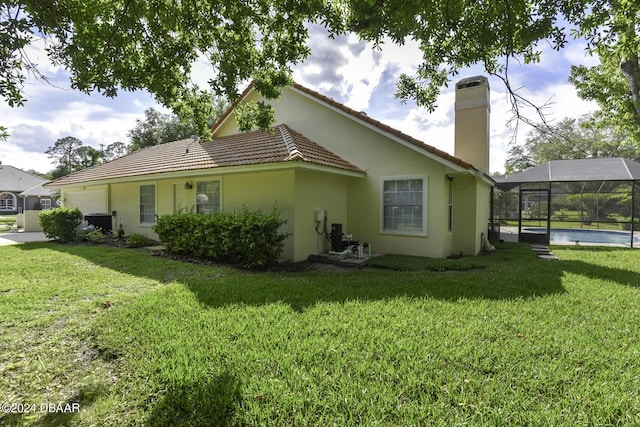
[524,228,640,245]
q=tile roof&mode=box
[211,82,474,171]
[46,124,364,187]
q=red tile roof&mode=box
[46,124,364,187]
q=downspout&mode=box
[489,186,494,241]
[632,181,636,248]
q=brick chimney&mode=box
[454,76,490,174]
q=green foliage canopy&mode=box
[504,115,639,174]
[569,0,640,141]
[127,101,228,152]
[45,136,124,177]
[1,0,639,138]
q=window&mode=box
[139,184,156,224]
[40,199,52,210]
[0,193,16,211]
[447,178,453,233]
[196,180,221,214]
[381,177,426,234]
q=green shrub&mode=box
[126,233,156,248]
[81,227,107,244]
[39,207,83,243]
[552,208,569,221]
[153,207,288,269]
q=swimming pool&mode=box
[524,228,640,246]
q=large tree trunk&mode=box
[620,55,640,117]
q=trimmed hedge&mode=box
[153,208,288,269]
[39,207,83,243]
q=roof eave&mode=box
[45,161,365,189]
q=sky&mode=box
[0,24,600,175]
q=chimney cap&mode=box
[456,76,489,90]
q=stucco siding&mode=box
[216,87,487,258]
[222,170,296,261]
[293,169,350,261]
[110,182,146,236]
[272,90,456,257]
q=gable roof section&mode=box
[0,165,47,191]
[211,82,475,172]
[46,124,364,187]
[20,182,56,197]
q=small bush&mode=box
[81,227,107,244]
[552,209,569,221]
[39,207,83,243]
[153,207,288,269]
[127,233,156,248]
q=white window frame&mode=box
[0,192,17,211]
[196,179,222,214]
[380,176,428,236]
[40,198,52,210]
[139,184,156,226]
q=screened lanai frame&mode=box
[491,158,640,248]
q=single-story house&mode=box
[0,165,50,214]
[17,182,60,232]
[45,76,494,261]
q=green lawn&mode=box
[1,242,639,426]
[0,215,17,232]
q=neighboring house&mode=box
[45,76,494,261]
[0,165,50,214]
[19,182,58,211]
[16,182,59,232]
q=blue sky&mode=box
[0,25,598,174]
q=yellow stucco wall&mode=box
[221,170,295,260]
[293,169,350,261]
[218,88,471,258]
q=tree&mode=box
[102,141,128,161]
[570,3,640,142]
[128,98,228,151]
[504,115,639,174]
[45,136,83,178]
[45,136,104,178]
[127,108,200,152]
[1,0,313,138]
[1,1,639,138]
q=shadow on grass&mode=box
[15,242,640,310]
[146,373,242,427]
[553,246,640,289]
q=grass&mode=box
[1,242,639,425]
[0,215,17,232]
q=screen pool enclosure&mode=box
[492,158,640,247]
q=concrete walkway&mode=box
[0,231,50,246]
